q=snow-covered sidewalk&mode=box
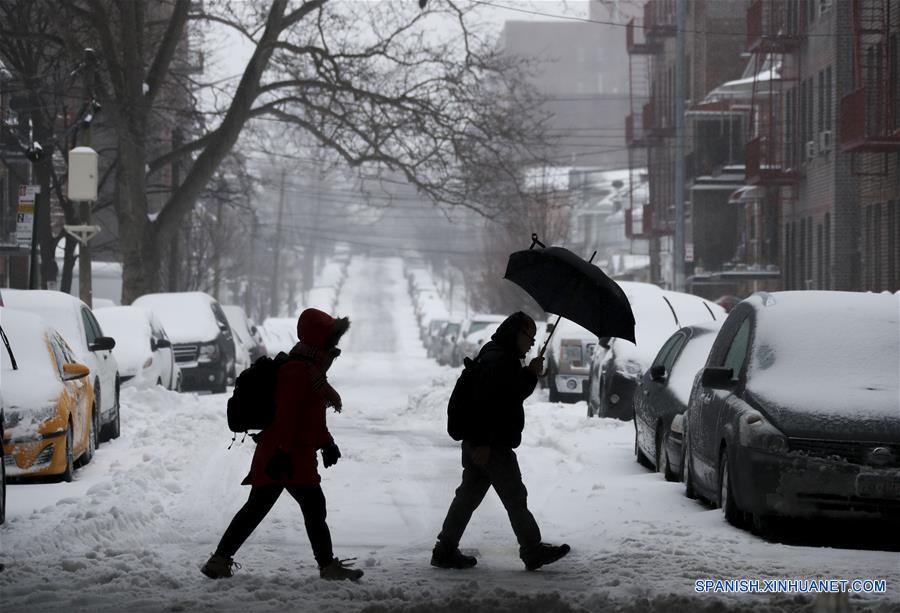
[1,256,897,612]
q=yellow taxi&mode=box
[1,307,96,481]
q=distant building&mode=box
[501,1,632,169]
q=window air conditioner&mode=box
[819,130,833,152]
[805,140,818,160]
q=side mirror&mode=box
[650,364,667,381]
[63,363,90,381]
[250,325,258,336]
[599,337,611,349]
[701,366,736,390]
[89,336,116,352]
[155,338,171,349]
[450,335,456,343]
[546,323,555,334]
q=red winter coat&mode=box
[242,359,334,486]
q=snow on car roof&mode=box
[746,291,899,414]
[1,289,86,353]
[133,292,220,343]
[0,307,66,409]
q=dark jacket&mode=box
[467,316,537,449]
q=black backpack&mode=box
[447,356,485,441]
[227,352,309,443]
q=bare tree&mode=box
[38,0,548,303]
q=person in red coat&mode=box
[202,308,363,581]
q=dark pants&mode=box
[437,441,541,556]
[215,484,333,568]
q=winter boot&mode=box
[319,557,364,581]
[431,542,477,569]
[201,553,240,579]
[521,542,570,571]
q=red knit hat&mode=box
[297,308,350,349]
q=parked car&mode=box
[458,322,502,360]
[2,290,120,441]
[1,308,96,481]
[451,315,506,367]
[633,321,722,480]
[261,317,298,355]
[246,319,268,360]
[587,284,724,420]
[544,318,597,403]
[1,400,6,524]
[223,306,267,363]
[683,291,900,529]
[94,306,181,390]
[435,320,462,366]
[133,292,235,393]
[424,318,448,358]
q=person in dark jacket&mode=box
[202,308,363,581]
[432,311,570,571]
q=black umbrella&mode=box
[504,234,636,356]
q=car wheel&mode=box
[684,433,697,500]
[108,379,121,440]
[656,426,676,482]
[634,422,653,469]
[61,422,75,483]
[719,449,744,527]
[79,402,98,467]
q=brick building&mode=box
[747,0,899,293]
[625,0,749,289]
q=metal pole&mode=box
[673,0,686,292]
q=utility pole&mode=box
[269,168,286,317]
[673,0,686,291]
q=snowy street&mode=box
[2,256,898,613]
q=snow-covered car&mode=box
[222,305,265,366]
[1,308,96,481]
[587,284,725,420]
[1,399,6,524]
[633,321,722,480]
[435,320,461,366]
[424,318,448,358]
[451,314,506,367]
[94,306,181,390]
[683,291,900,529]
[261,317,298,355]
[543,318,598,403]
[2,290,121,441]
[458,322,501,360]
[133,292,235,393]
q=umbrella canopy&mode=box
[504,244,636,344]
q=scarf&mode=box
[290,342,343,412]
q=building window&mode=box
[816,224,823,288]
[865,205,873,289]
[806,217,813,286]
[824,213,830,289]
[817,70,825,133]
[891,35,899,132]
[890,200,898,288]
[798,220,805,289]
[825,66,833,130]
[874,203,883,291]
[785,224,792,290]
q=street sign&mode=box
[685,242,694,263]
[16,184,39,249]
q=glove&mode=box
[321,442,341,468]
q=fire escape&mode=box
[840,0,900,158]
[745,0,804,186]
[624,0,676,240]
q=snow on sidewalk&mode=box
[1,256,897,613]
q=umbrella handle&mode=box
[529,233,546,250]
[538,314,563,359]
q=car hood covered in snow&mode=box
[745,291,900,441]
